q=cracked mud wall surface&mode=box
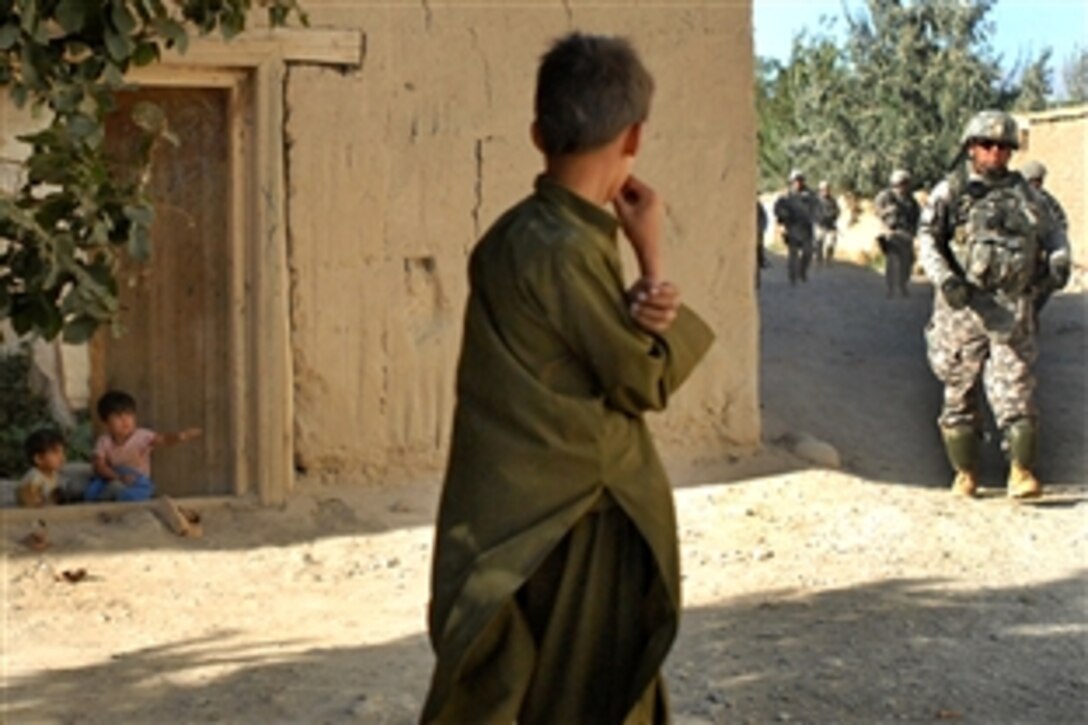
[286,1,758,482]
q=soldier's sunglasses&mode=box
[974,139,1014,151]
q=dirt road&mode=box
[3,257,1086,724]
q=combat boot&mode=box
[941,426,980,497]
[1005,420,1042,499]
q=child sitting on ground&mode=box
[17,429,67,507]
[84,390,202,503]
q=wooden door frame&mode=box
[123,29,363,505]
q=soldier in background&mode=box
[919,110,1070,500]
[875,169,921,297]
[814,180,840,265]
[1020,161,1068,232]
[1020,160,1069,317]
[773,169,819,285]
[756,199,769,288]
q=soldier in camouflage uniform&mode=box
[1020,160,1069,317]
[875,169,921,298]
[773,169,819,285]
[814,180,840,265]
[920,110,1071,499]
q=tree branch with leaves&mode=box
[0,0,306,342]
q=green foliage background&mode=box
[0,347,54,476]
[756,0,1074,196]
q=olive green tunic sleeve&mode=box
[539,241,713,417]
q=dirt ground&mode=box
[3,253,1086,724]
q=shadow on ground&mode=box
[758,253,1087,489]
[1,477,441,556]
[4,573,1084,723]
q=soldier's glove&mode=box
[940,276,970,310]
[1048,251,1071,290]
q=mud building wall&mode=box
[284,1,759,482]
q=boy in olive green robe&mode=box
[423,33,714,724]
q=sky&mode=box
[754,0,1087,93]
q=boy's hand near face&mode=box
[628,278,681,335]
[613,175,664,282]
[615,176,680,334]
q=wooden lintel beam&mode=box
[168,28,364,68]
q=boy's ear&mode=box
[621,123,642,157]
[530,121,545,153]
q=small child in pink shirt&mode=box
[83,390,202,503]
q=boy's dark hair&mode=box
[535,33,654,156]
[25,428,65,465]
[97,389,137,421]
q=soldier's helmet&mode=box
[960,110,1020,150]
[889,169,911,186]
[1020,160,1047,181]
[788,168,805,182]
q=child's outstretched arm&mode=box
[153,428,203,447]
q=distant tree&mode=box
[755,56,798,191]
[1061,46,1088,104]
[756,0,1059,197]
[1012,50,1053,112]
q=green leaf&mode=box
[110,0,138,36]
[220,12,245,40]
[77,56,106,83]
[153,17,189,53]
[12,294,64,341]
[34,192,77,228]
[85,260,118,294]
[63,315,101,344]
[20,43,42,89]
[123,203,154,227]
[132,41,160,67]
[102,61,125,88]
[67,112,98,140]
[50,84,84,113]
[19,0,39,36]
[27,153,71,185]
[89,220,110,246]
[104,28,135,63]
[56,0,88,34]
[0,23,19,51]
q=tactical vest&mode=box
[947,171,1042,297]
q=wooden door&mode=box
[95,87,234,497]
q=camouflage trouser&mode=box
[924,296,1038,431]
[814,226,837,263]
[786,235,812,284]
[882,233,914,295]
